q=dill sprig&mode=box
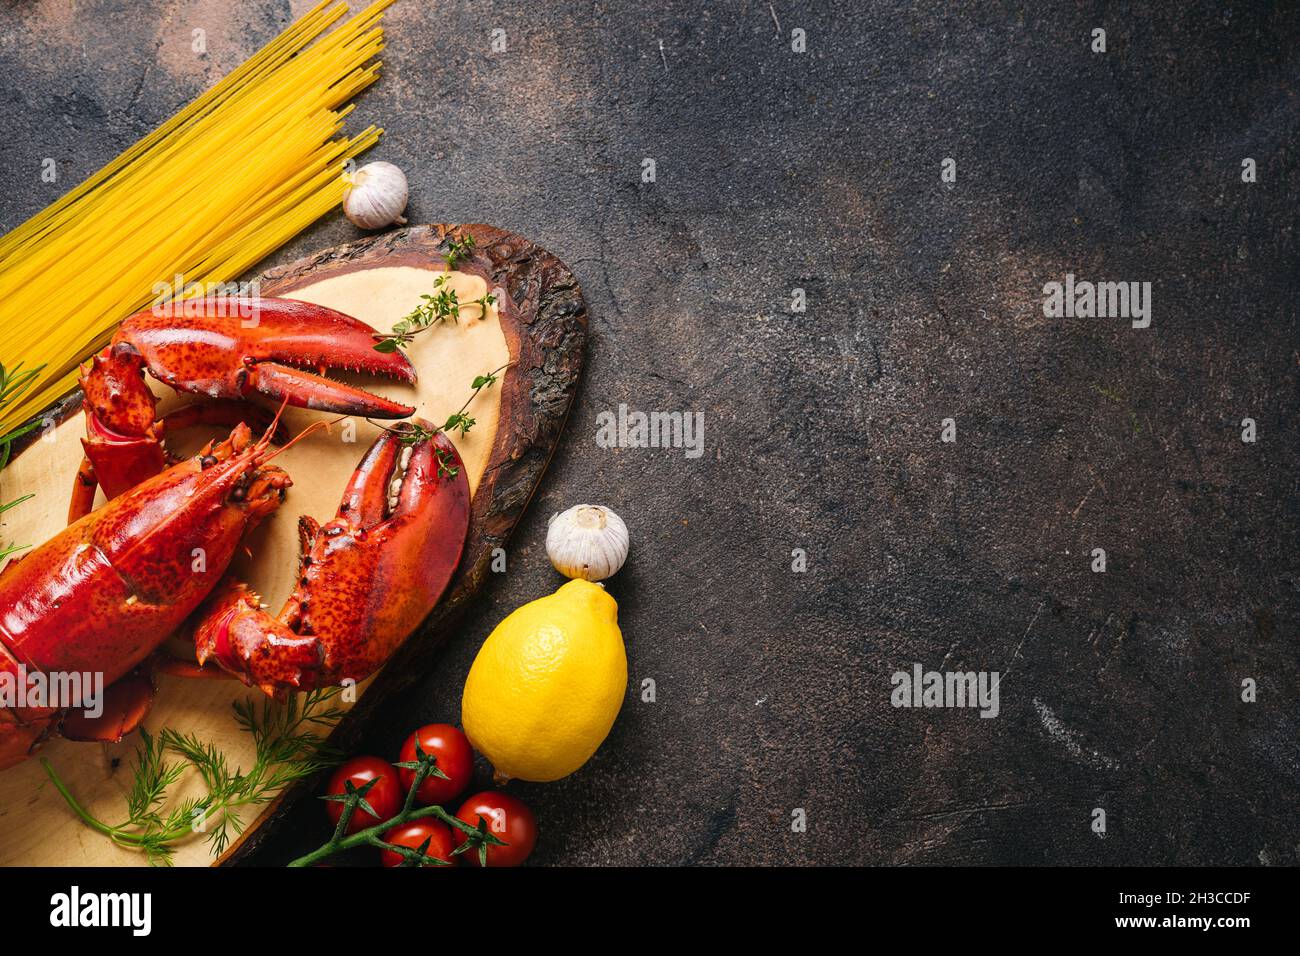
[41,688,346,866]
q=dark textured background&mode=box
[1,1,1296,865]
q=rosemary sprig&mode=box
[288,743,507,867]
[0,361,45,562]
[41,688,346,866]
[0,362,41,409]
[372,235,496,353]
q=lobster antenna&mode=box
[252,397,292,453]
[258,414,349,465]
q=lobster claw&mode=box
[72,297,417,520]
[192,421,471,696]
[190,583,325,698]
[115,297,417,418]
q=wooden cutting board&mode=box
[0,224,586,866]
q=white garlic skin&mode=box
[343,161,409,230]
[546,504,629,582]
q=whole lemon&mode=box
[461,579,626,782]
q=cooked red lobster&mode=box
[0,299,469,769]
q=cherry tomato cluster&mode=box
[324,724,537,867]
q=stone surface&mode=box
[0,1,1296,866]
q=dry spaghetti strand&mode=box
[0,0,396,434]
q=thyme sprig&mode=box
[435,447,460,480]
[41,689,345,866]
[288,743,507,867]
[366,363,513,479]
[373,235,496,352]
[0,361,45,562]
[443,234,476,269]
[439,363,510,438]
[373,275,460,353]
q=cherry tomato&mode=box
[398,724,475,806]
[455,791,537,867]
[379,820,456,868]
[325,756,402,835]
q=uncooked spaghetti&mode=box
[0,0,394,434]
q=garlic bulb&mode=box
[546,504,629,582]
[342,161,408,229]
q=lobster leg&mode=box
[0,644,57,770]
[68,456,99,524]
[60,671,156,744]
[159,399,284,438]
[0,637,148,762]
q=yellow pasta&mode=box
[0,0,395,434]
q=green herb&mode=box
[367,364,513,479]
[470,368,503,391]
[434,447,459,479]
[437,363,509,437]
[41,688,345,866]
[0,361,44,562]
[440,411,475,437]
[373,275,462,352]
[388,421,437,446]
[372,236,497,352]
[0,494,34,517]
[288,742,506,867]
[362,424,460,478]
[0,362,41,409]
[443,234,476,270]
[0,508,36,564]
[432,361,511,442]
